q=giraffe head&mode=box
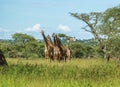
[52,33,56,38]
[41,30,44,34]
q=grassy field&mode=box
[0,58,120,87]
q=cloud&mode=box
[0,28,9,32]
[25,24,41,32]
[58,24,71,32]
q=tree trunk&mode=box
[0,50,8,66]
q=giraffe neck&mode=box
[56,36,66,51]
[41,33,54,48]
[53,36,57,46]
[41,33,49,46]
[47,35,53,45]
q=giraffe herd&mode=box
[41,30,72,62]
[0,30,72,66]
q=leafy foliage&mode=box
[70,5,120,60]
[0,33,44,58]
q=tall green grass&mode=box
[0,58,120,87]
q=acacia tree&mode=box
[70,5,120,61]
[101,6,120,35]
[12,33,37,58]
[70,12,105,57]
[99,6,120,61]
[0,49,8,66]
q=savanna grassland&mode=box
[0,58,120,87]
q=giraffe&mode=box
[54,34,67,62]
[66,37,76,60]
[66,45,72,60]
[47,34,60,61]
[41,30,54,61]
[47,35,53,44]
[41,31,62,61]
[52,33,61,61]
[44,45,49,59]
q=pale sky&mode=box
[0,0,120,39]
